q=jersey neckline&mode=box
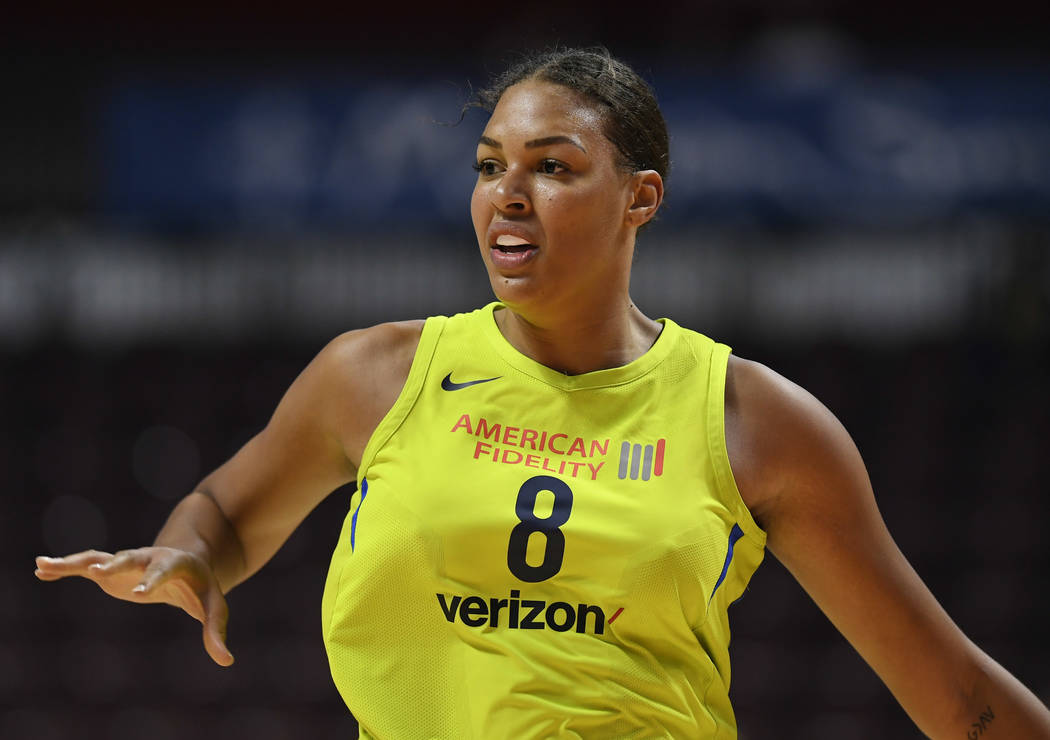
[478,302,679,391]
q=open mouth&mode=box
[493,234,536,252]
[489,233,538,269]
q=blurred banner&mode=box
[0,228,1027,345]
[99,61,1050,232]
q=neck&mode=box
[494,295,662,376]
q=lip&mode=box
[486,222,539,250]
[489,244,538,271]
[486,222,540,272]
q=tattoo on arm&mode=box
[966,705,995,739]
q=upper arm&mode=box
[197,320,424,582]
[726,356,982,736]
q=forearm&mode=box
[153,490,248,594]
[942,652,1050,739]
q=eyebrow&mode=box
[478,135,587,153]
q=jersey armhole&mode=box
[356,315,447,483]
[707,342,767,548]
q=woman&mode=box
[34,48,1050,738]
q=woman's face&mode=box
[470,79,638,315]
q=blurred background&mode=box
[4,1,1048,738]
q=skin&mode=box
[470,81,663,375]
[34,79,1050,738]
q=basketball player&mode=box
[34,49,1050,738]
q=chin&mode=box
[486,272,536,309]
[488,274,523,304]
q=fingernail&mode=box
[37,556,55,563]
[89,564,103,571]
[132,584,146,593]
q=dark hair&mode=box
[474,47,670,183]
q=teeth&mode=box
[496,234,530,247]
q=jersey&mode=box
[321,303,767,739]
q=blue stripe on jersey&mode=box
[709,523,745,604]
[350,478,369,550]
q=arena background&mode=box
[4,2,1049,738]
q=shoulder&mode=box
[319,319,427,378]
[292,319,427,467]
[725,354,868,534]
[303,319,426,408]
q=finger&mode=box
[202,591,234,667]
[132,559,179,596]
[35,551,113,576]
[91,550,149,577]
[34,568,69,581]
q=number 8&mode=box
[507,475,574,582]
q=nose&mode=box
[491,166,531,215]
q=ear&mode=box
[625,170,664,228]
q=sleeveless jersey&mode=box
[321,303,767,739]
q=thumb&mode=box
[201,589,234,667]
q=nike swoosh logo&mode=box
[441,372,501,391]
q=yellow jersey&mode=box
[322,303,766,739]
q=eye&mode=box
[473,159,502,176]
[539,159,567,175]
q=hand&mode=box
[34,548,234,667]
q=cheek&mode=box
[470,185,488,237]
[547,186,622,239]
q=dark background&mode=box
[4,2,1049,738]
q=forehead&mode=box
[483,79,607,144]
